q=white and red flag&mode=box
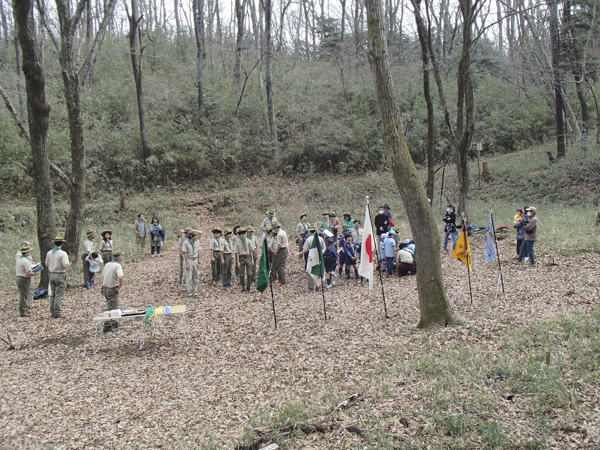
[358,202,375,286]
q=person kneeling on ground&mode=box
[397,243,416,277]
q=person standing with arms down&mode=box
[182,230,201,297]
[374,207,390,247]
[101,250,124,333]
[15,244,39,317]
[134,213,147,257]
[209,228,223,283]
[15,240,35,311]
[149,216,165,257]
[45,236,70,318]
[297,227,325,292]
[221,230,234,288]
[234,228,255,293]
[296,214,310,260]
[99,230,113,264]
[82,229,96,289]
[271,223,289,286]
[247,227,259,285]
[318,213,332,234]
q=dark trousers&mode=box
[386,257,394,275]
[103,287,119,330]
[518,240,535,264]
[82,254,91,287]
[516,238,523,256]
[398,262,416,276]
[151,245,161,255]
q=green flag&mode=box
[256,239,270,293]
[307,235,325,279]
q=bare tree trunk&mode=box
[303,0,311,61]
[233,0,244,82]
[263,0,279,160]
[548,0,565,158]
[208,0,214,69]
[412,0,435,202]
[13,12,26,122]
[250,0,264,95]
[127,0,151,159]
[174,0,181,39]
[1,0,9,51]
[215,0,227,74]
[13,0,57,289]
[193,0,204,108]
[365,0,451,328]
[496,0,502,53]
[340,0,346,42]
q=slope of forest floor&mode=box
[1,185,599,449]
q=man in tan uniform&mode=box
[82,229,96,288]
[271,223,289,286]
[221,230,234,288]
[234,228,255,293]
[298,227,325,291]
[209,228,223,283]
[134,213,147,256]
[247,227,259,285]
[15,244,39,317]
[15,240,35,310]
[182,230,200,297]
[101,250,124,332]
[45,235,70,318]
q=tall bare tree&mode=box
[233,0,245,82]
[1,0,9,51]
[548,0,565,158]
[365,0,452,328]
[193,0,204,108]
[262,0,279,159]
[12,0,57,288]
[125,0,151,159]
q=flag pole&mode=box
[366,198,388,318]
[321,271,327,320]
[490,212,505,295]
[462,217,474,305]
[267,242,277,329]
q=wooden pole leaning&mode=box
[366,199,388,318]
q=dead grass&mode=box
[1,189,599,449]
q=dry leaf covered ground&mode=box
[1,206,599,449]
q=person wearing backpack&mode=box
[518,207,538,265]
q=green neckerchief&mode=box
[104,239,112,250]
[20,255,28,259]
[52,246,61,254]
[110,259,118,263]
[301,221,309,233]
[213,236,221,250]
[225,237,231,251]
[241,237,248,253]
[187,236,196,250]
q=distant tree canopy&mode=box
[0,0,595,194]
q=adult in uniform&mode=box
[101,250,124,332]
[209,228,223,283]
[271,223,289,286]
[296,214,310,260]
[45,235,70,318]
[297,228,325,292]
[82,229,96,288]
[15,244,39,317]
[182,230,200,297]
[234,228,255,293]
[99,230,113,264]
[15,240,35,310]
[247,227,259,284]
[318,213,332,233]
[260,210,278,233]
[134,213,147,256]
[221,230,234,288]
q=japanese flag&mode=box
[358,203,375,286]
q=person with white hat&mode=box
[45,235,70,318]
[15,244,39,317]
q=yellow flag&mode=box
[451,225,472,269]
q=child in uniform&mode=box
[209,228,223,283]
[221,230,234,288]
[342,234,359,280]
[323,237,338,288]
[234,228,255,293]
[247,226,259,285]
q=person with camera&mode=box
[517,207,538,265]
[443,205,458,251]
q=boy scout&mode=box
[181,230,201,297]
[209,228,223,283]
[15,244,39,317]
[271,223,289,286]
[296,214,310,260]
[234,228,256,293]
[82,229,96,288]
[247,226,258,284]
[221,230,234,288]
[45,235,70,318]
[101,250,124,332]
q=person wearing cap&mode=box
[260,210,278,234]
[383,204,393,221]
[397,243,416,276]
[209,228,223,283]
[181,230,200,296]
[296,214,310,260]
[383,232,397,276]
[134,213,147,256]
[233,226,242,279]
[443,205,458,251]
[149,216,165,257]
[342,233,360,280]
[318,213,332,233]
[45,236,70,318]
[374,207,390,247]
[15,244,39,317]
[271,223,289,285]
[221,230,234,288]
[342,214,354,231]
[330,212,341,242]
[82,229,96,289]
[15,240,35,310]
[265,227,276,275]
[323,237,339,288]
[176,229,185,289]
[234,228,256,293]
[101,250,124,332]
[518,207,539,264]
[247,227,259,285]
[297,228,325,291]
[99,230,113,264]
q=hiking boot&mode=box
[20,312,31,318]
[52,313,66,319]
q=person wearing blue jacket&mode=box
[383,233,397,276]
[323,238,339,288]
[342,234,359,280]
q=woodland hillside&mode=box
[1,0,595,195]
